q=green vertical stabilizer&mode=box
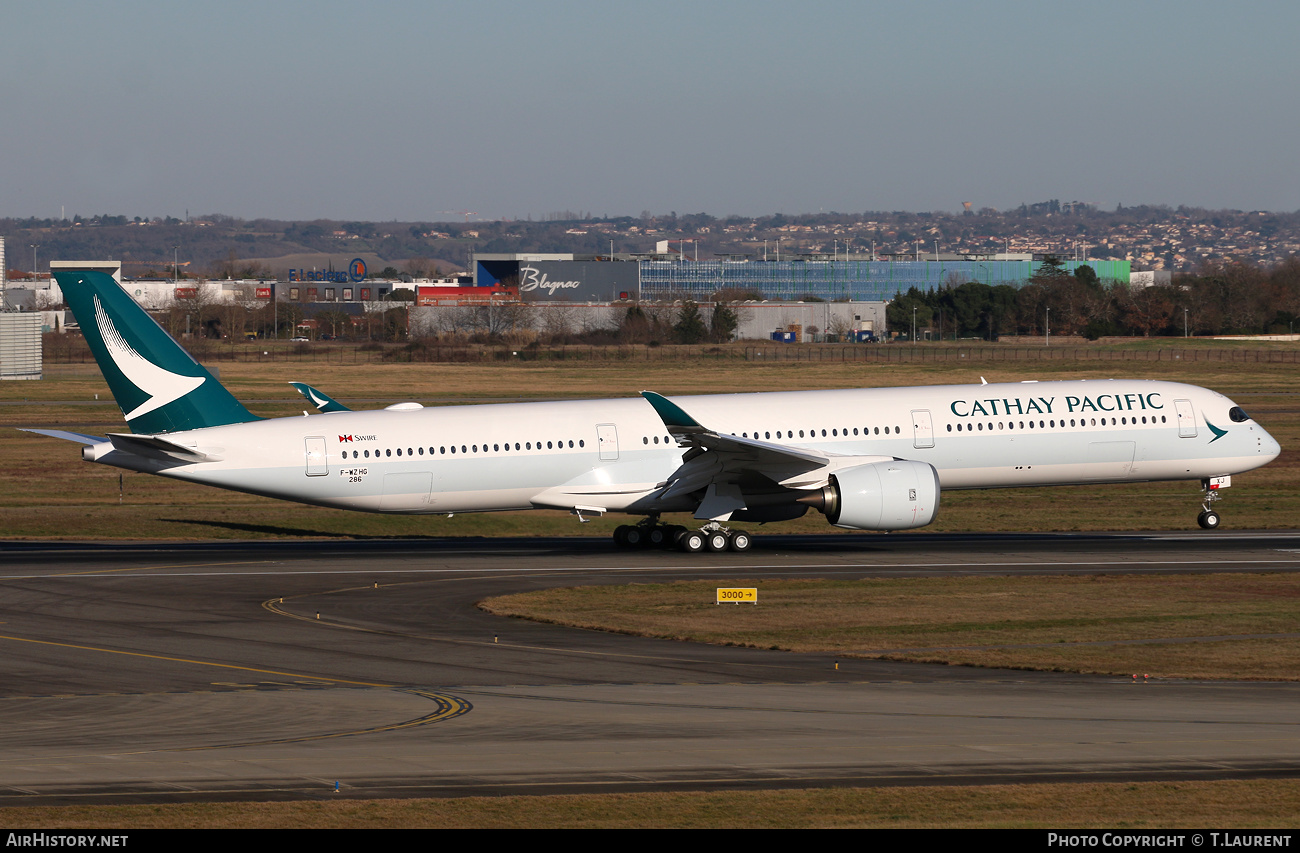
[56,270,260,434]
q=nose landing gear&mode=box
[1196,477,1226,530]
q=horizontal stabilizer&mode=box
[20,428,109,445]
[107,433,222,463]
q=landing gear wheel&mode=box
[623,525,646,547]
[1197,510,1221,530]
[613,525,631,547]
[705,530,730,552]
[679,530,706,553]
[647,526,669,548]
[729,531,752,552]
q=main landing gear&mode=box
[1197,477,1223,530]
[613,519,752,552]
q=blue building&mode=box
[637,258,1131,302]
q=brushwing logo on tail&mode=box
[94,295,204,421]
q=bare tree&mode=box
[170,280,222,339]
[825,311,854,341]
[314,308,352,338]
[478,303,533,338]
[405,256,439,279]
[538,303,578,341]
[1116,283,1175,336]
[580,306,615,338]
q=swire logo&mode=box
[339,435,353,442]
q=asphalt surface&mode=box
[2,530,1300,805]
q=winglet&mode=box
[641,391,704,433]
[290,382,352,413]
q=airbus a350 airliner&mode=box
[29,270,1280,552]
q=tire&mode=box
[1198,510,1221,530]
[679,531,705,553]
[705,531,730,552]
[648,526,669,548]
[729,531,752,552]
[624,526,645,547]
[613,525,631,547]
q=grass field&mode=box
[482,573,1300,680]
[1,779,1297,828]
[2,348,1297,539]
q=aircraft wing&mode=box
[290,382,351,413]
[641,391,862,520]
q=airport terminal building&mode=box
[475,252,1130,303]
[639,256,1130,301]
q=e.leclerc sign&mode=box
[288,258,368,283]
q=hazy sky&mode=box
[4,0,1297,221]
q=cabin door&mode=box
[597,424,619,460]
[911,410,934,449]
[1175,399,1198,438]
[304,436,329,476]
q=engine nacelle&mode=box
[804,460,940,530]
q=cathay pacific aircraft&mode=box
[30,270,1281,552]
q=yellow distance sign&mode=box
[716,588,757,605]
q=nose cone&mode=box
[1260,426,1282,464]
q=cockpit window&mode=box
[1229,407,1250,423]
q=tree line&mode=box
[412,301,740,347]
[886,256,1300,340]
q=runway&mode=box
[2,531,1300,805]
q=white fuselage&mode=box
[88,379,1281,517]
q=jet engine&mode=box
[798,459,940,530]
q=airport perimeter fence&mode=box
[41,341,738,364]
[40,336,1300,366]
[742,346,1300,364]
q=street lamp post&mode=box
[1184,308,1189,338]
[18,244,40,311]
[1045,307,1051,347]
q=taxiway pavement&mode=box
[2,531,1299,804]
